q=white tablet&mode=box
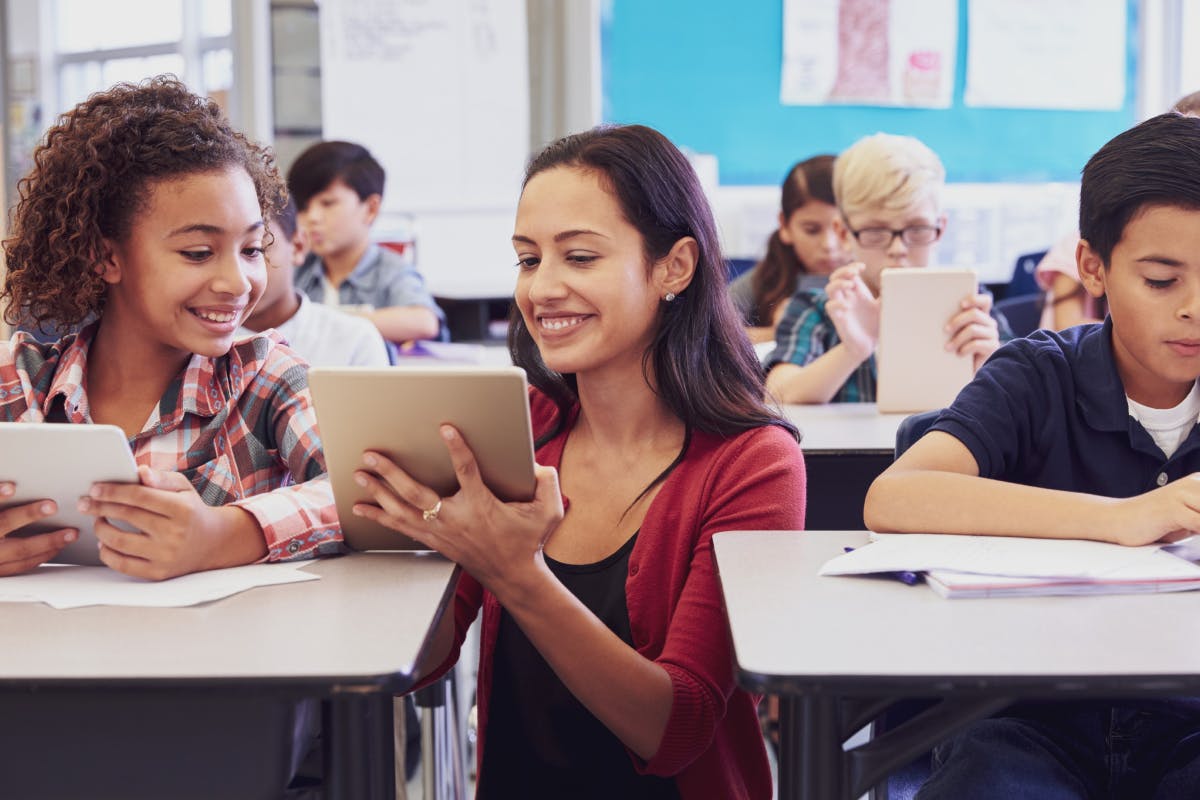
[0,423,140,566]
[876,268,978,413]
[308,366,537,551]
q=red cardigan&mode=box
[433,390,806,799]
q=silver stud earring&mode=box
[664,292,676,302]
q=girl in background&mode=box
[729,155,849,343]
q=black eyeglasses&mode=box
[849,224,943,249]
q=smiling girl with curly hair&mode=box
[0,76,340,579]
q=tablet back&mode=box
[0,423,140,566]
[308,366,537,551]
[876,268,978,413]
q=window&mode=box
[51,0,233,116]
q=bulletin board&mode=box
[600,0,1138,184]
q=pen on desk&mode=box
[844,546,922,586]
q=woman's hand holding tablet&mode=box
[352,425,564,593]
[308,366,539,552]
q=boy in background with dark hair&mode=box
[866,112,1200,797]
[239,198,391,366]
[288,140,443,343]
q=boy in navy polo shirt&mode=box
[865,111,1200,798]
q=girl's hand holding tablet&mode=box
[79,466,267,581]
[352,425,564,598]
[0,483,77,576]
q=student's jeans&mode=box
[914,700,1200,800]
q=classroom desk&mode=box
[782,404,908,530]
[431,278,514,343]
[0,552,458,800]
[713,530,1200,800]
[436,295,512,342]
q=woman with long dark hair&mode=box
[353,124,806,799]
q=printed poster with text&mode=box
[781,0,958,108]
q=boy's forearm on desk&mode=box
[765,343,867,404]
[367,305,440,342]
[865,470,1123,542]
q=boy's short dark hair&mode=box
[1080,112,1200,266]
[273,197,299,241]
[287,140,385,212]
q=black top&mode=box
[477,532,681,799]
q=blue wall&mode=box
[601,0,1138,184]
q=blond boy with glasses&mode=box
[765,133,1005,404]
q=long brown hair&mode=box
[508,124,799,452]
[748,155,836,325]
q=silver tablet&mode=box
[876,268,978,413]
[308,366,537,551]
[0,423,140,566]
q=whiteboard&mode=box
[319,0,530,214]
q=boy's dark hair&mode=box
[510,124,799,449]
[1079,112,1200,266]
[274,197,299,241]
[287,140,385,211]
[2,75,285,328]
[749,155,837,325]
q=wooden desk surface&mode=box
[782,403,908,453]
[714,531,1200,694]
[0,552,458,686]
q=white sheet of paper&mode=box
[820,533,1200,580]
[0,561,319,609]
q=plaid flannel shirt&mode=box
[0,324,342,560]
[764,287,878,403]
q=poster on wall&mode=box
[965,0,1125,110]
[781,0,958,108]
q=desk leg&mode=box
[779,694,844,800]
[326,690,396,800]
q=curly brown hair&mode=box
[2,75,286,328]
